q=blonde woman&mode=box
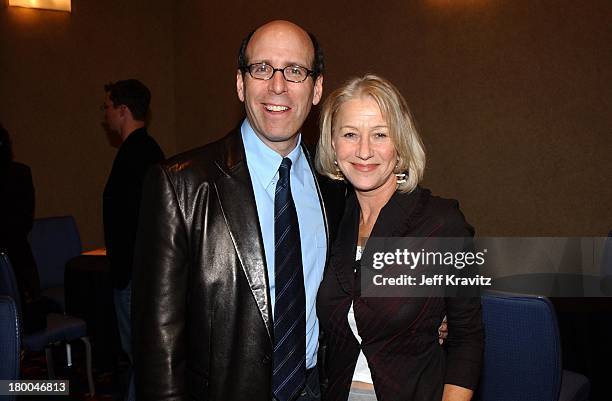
[315,75,483,401]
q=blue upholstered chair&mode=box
[0,295,20,401]
[29,216,82,312]
[477,292,590,401]
[0,253,94,395]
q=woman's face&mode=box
[332,96,398,196]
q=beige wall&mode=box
[1,1,610,249]
[173,1,612,236]
[0,1,176,248]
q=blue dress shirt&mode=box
[241,119,326,369]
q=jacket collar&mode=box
[331,186,430,294]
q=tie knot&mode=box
[278,157,292,179]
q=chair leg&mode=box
[80,336,95,397]
[66,342,73,367]
[44,347,56,379]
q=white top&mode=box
[348,246,374,384]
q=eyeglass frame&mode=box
[240,62,315,83]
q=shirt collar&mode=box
[241,119,305,189]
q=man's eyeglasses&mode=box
[242,63,314,83]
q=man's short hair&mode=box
[237,29,325,79]
[104,79,151,121]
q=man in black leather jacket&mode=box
[133,20,344,401]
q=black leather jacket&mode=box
[133,128,345,401]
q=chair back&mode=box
[0,253,22,315]
[29,216,82,290]
[477,292,562,401]
[0,295,21,388]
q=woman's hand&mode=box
[442,384,473,401]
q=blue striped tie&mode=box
[273,157,306,401]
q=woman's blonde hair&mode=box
[315,74,425,193]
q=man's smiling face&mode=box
[236,20,323,155]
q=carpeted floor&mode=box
[19,340,129,401]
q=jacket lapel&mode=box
[331,187,429,294]
[213,129,273,342]
[331,191,360,294]
[369,187,426,239]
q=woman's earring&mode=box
[333,160,344,180]
[395,159,406,184]
[395,172,407,184]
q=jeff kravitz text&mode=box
[365,246,493,290]
[372,274,492,286]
